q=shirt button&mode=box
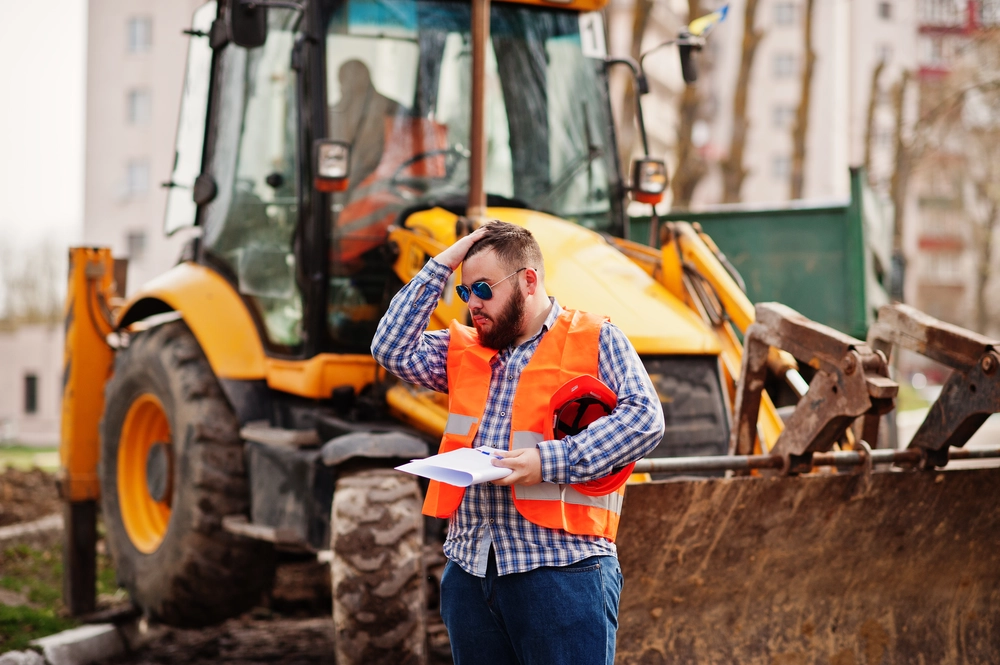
[490,519,495,525]
[500,411,505,416]
[508,374,513,380]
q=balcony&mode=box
[919,0,968,31]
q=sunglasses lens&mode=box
[471,282,493,300]
[456,284,471,303]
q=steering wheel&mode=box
[389,147,470,197]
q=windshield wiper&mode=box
[531,102,604,209]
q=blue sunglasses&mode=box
[456,268,527,303]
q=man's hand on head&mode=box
[435,225,490,270]
[489,447,543,486]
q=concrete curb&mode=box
[0,514,63,549]
[29,624,124,665]
[12,615,165,665]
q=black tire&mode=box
[331,468,426,665]
[99,321,275,626]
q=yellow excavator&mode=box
[60,0,1000,663]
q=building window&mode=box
[773,104,796,128]
[24,374,38,415]
[773,155,791,179]
[127,17,152,53]
[126,160,150,197]
[774,53,796,78]
[926,252,963,282]
[982,0,1000,26]
[127,89,151,125]
[774,2,796,25]
[879,2,892,19]
[126,231,147,261]
[923,36,945,64]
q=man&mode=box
[371,221,664,665]
[327,59,404,192]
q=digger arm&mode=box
[608,222,797,453]
[60,248,123,615]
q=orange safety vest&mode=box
[422,309,628,541]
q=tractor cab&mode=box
[164,0,624,359]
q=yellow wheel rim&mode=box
[118,393,172,554]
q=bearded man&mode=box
[371,220,664,665]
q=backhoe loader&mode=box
[60,0,1000,663]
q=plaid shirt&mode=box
[372,258,664,577]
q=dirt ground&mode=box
[107,556,452,665]
[0,467,452,664]
[0,467,62,526]
[105,615,339,665]
[106,614,451,665]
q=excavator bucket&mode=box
[616,467,1000,664]
[614,303,1000,663]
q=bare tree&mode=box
[889,70,913,256]
[788,0,815,199]
[863,60,887,186]
[669,0,708,209]
[720,0,763,203]
[883,24,1000,326]
[0,240,64,324]
[616,0,656,172]
[971,166,1000,334]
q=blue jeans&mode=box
[440,551,623,665]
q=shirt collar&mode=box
[523,297,561,344]
[495,298,562,358]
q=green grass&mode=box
[896,382,930,413]
[0,445,59,472]
[0,604,77,653]
[0,542,122,654]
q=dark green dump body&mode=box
[629,168,892,339]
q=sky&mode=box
[0,0,87,251]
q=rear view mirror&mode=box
[678,31,699,84]
[314,140,351,193]
[631,158,669,205]
[229,1,267,49]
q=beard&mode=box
[474,287,525,350]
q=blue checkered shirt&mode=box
[372,258,665,577]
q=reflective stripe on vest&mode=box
[445,413,479,437]
[511,428,625,514]
[513,482,625,513]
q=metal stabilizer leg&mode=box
[868,303,1000,467]
[730,302,897,473]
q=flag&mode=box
[687,4,729,37]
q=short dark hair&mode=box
[465,221,545,279]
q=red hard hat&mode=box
[547,374,618,441]
[547,375,635,496]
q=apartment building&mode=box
[84,0,205,293]
[0,323,63,446]
[0,1,206,446]
[695,0,917,204]
[905,0,1000,332]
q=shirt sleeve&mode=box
[536,322,665,484]
[370,258,453,393]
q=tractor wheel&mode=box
[330,468,426,665]
[99,321,275,626]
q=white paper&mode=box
[395,447,513,487]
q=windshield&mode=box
[322,0,619,350]
[325,0,618,251]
